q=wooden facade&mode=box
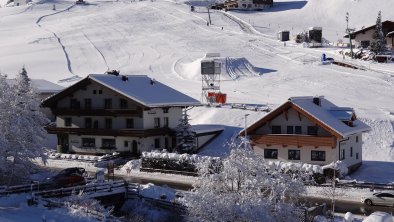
[46,126,172,137]
[251,135,337,148]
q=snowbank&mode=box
[139,183,176,201]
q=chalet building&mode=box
[7,78,63,120]
[42,74,201,155]
[224,0,273,10]
[344,20,394,49]
[240,96,370,173]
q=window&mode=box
[288,150,300,160]
[124,141,129,147]
[356,136,359,143]
[340,149,345,160]
[82,138,95,147]
[350,147,353,157]
[93,90,97,94]
[311,151,326,161]
[163,117,169,127]
[104,99,112,109]
[154,138,160,148]
[98,90,102,94]
[120,99,128,109]
[264,149,278,159]
[105,118,112,129]
[84,98,92,109]
[307,126,318,135]
[287,126,294,134]
[85,118,92,128]
[126,119,134,128]
[360,40,370,49]
[70,99,80,109]
[163,108,169,113]
[154,118,160,128]
[65,117,72,127]
[356,153,359,160]
[93,120,99,129]
[295,126,302,134]
[102,139,115,149]
[271,126,281,134]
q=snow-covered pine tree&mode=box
[175,109,196,154]
[0,68,49,185]
[182,136,307,222]
[371,11,387,54]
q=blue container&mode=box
[321,53,326,62]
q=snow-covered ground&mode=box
[1,0,392,162]
[0,0,393,182]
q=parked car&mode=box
[46,167,87,188]
[362,192,394,207]
[363,211,394,222]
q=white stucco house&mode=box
[240,96,371,173]
[41,73,209,155]
[344,20,394,49]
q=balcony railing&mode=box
[52,108,143,117]
[250,134,337,148]
[45,126,172,137]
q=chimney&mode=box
[121,75,128,81]
[313,97,321,106]
[105,70,119,76]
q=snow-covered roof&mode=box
[288,96,371,137]
[30,79,64,93]
[89,74,200,108]
[191,124,225,134]
[6,79,64,94]
[242,96,370,138]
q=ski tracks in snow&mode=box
[83,33,109,71]
[36,4,76,74]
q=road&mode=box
[305,197,394,216]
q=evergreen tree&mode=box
[0,68,49,185]
[371,11,387,54]
[175,109,196,154]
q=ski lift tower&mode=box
[201,53,221,104]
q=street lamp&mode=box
[346,12,354,59]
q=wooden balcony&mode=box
[46,126,172,137]
[52,108,143,117]
[251,134,337,148]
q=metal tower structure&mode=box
[201,53,221,103]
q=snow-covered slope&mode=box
[230,0,394,41]
[0,0,393,161]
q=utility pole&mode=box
[346,12,354,59]
[331,161,336,220]
[207,5,212,25]
[244,114,249,149]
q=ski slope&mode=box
[0,0,393,161]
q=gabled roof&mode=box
[344,20,394,38]
[241,96,371,138]
[42,74,201,108]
